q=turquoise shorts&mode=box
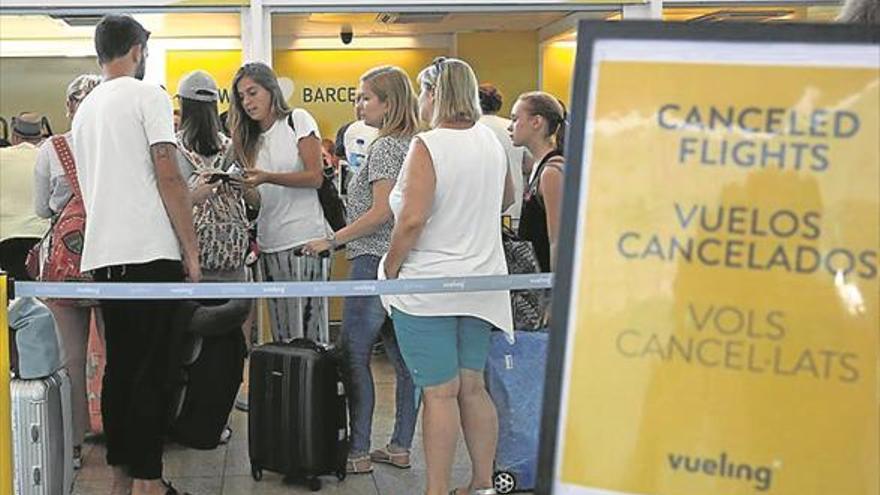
[390,307,493,388]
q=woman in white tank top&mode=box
[381,57,514,495]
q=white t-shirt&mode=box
[380,123,514,338]
[255,110,328,253]
[33,134,74,218]
[480,114,525,222]
[72,77,180,271]
[342,120,378,169]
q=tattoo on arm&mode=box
[151,142,176,162]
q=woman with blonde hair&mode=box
[304,65,420,474]
[33,73,103,469]
[509,91,566,272]
[228,62,328,342]
[380,57,515,495]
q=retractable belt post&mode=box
[0,273,14,495]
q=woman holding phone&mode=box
[228,62,329,342]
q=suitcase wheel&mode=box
[493,471,516,494]
[336,469,346,481]
[251,465,263,482]
[307,477,322,491]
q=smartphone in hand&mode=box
[205,173,227,184]
[227,162,243,177]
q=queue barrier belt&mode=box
[12,273,554,300]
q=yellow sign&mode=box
[274,49,446,139]
[552,42,879,495]
[165,50,242,114]
[165,49,444,137]
[540,42,576,108]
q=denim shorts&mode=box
[390,307,493,388]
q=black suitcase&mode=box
[167,299,249,450]
[248,340,348,491]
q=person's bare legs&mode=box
[457,369,498,494]
[131,478,168,495]
[422,377,461,495]
[110,467,131,495]
[47,302,91,450]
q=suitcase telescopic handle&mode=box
[293,246,331,258]
[288,338,323,352]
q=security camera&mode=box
[340,23,353,45]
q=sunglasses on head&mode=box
[432,57,449,75]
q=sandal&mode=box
[370,445,411,469]
[346,454,373,474]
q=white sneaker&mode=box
[72,445,83,470]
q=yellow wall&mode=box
[0,57,99,135]
[273,48,447,139]
[165,50,242,113]
[540,42,577,109]
[456,31,539,117]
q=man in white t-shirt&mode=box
[72,15,199,495]
[479,83,532,228]
[334,95,378,191]
[342,120,378,174]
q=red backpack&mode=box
[26,136,92,283]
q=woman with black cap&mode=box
[175,69,259,281]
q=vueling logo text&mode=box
[667,451,775,491]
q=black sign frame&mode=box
[536,19,879,495]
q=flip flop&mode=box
[346,454,373,474]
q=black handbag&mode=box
[318,167,346,232]
[287,113,347,232]
[502,227,549,330]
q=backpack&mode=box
[502,226,549,330]
[8,297,62,379]
[167,299,248,449]
[26,136,92,285]
[179,139,250,272]
[287,114,347,231]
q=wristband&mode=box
[327,233,339,251]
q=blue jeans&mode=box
[340,255,417,456]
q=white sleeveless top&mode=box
[380,123,514,338]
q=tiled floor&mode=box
[73,354,533,495]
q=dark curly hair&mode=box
[478,83,503,114]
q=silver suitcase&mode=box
[11,369,74,495]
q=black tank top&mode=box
[518,150,564,273]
